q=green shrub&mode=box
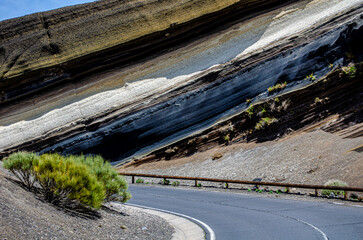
[3,152,39,189]
[34,153,105,209]
[66,154,131,203]
[3,152,131,210]
[321,180,348,196]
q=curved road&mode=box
[128,185,363,240]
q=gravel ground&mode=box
[0,164,174,240]
[120,124,363,187]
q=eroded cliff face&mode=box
[0,0,362,163]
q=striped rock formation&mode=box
[0,0,362,163]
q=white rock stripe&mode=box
[125,203,216,240]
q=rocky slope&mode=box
[0,163,173,240]
[0,0,362,168]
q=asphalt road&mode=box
[128,185,363,240]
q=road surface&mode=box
[128,185,363,240]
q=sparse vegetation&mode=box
[246,105,254,118]
[267,81,287,93]
[224,134,230,142]
[342,63,356,78]
[162,179,170,185]
[305,73,316,81]
[255,117,278,130]
[314,97,322,103]
[136,178,145,184]
[3,152,131,210]
[258,106,267,116]
[246,98,251,103]
[172,181,180,186]
[321,180,348,196]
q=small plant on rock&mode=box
[305,73,316,81]
[172,181,180,186]
[246,105,254,118]
[342,63,357,78]
[162,179,170,185]
[321,179,348,196]
[267,81,287,93]
[255,117,278,130]
[314,97,322,104]
[136,178,144,184]
[224,134,230,143]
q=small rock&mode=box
[212,152,223,160]
[142,227,147,231]
[120,225,127,229]
[329,192,335,198]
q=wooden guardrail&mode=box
[119,172,363,200]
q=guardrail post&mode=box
[195,180,198,187]
[225,182,229,189]
[256,185,259,190]
[315,189,318,196]
[286,187,290,193]
[344,191,348,200]
[132,176,135,184]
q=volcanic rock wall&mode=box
[0,0,362,163]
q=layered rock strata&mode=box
[0,0,362,163]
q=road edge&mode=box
[125,203,215,240]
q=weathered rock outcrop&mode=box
[0,0,362,163]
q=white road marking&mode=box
[290,217,329,240]
[125,203,216,240]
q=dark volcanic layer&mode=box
[123,63,362,167]
[0,0,362,163]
